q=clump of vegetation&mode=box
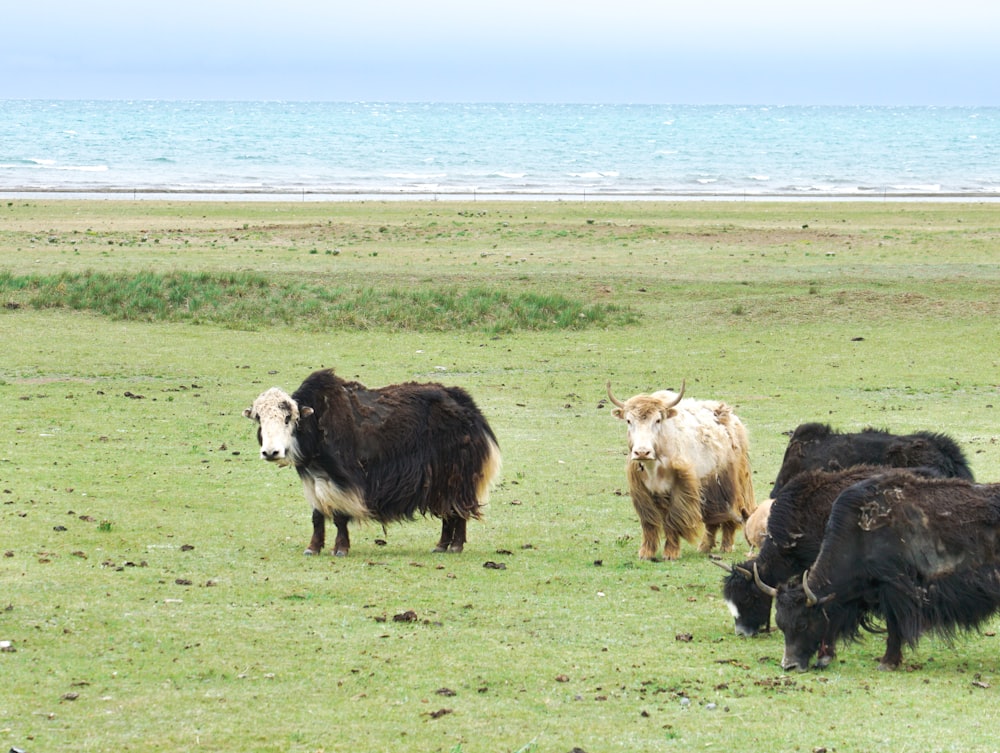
[0,270,638,334]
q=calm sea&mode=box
[2,101,999,200]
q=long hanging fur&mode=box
[610,384,755,560]
[627,458,705,557]
[723,465,893,636]
[291,369,501,523]
[779,471,1000,668]
[248,368,501,556]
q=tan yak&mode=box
[743,497,773,550]
[607,380,755,560]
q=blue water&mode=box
[2,101,1000,199]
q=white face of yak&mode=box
[243,387,314,464]
[612,395,678,464]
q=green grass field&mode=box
[2,199,1000,752]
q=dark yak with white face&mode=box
[770,470,1000,672]
[244,369,501,556]
[769,423,973,498]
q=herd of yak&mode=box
[245,369,1000,674]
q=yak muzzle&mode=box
[630,447,655,462]
[260,447,286,461]
[781,652,814,673]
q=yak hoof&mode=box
[304,548,318,556]
[334,549,348,557]
[447,543,464,553]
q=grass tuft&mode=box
[0,271,637,334]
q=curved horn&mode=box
[710,559,734,574]
[802,570,819,608]
[753,562,778,598]
[605,381,626,409]
[665,379,686,409]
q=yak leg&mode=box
[434,517,467,553]
[661,531,681,560]
[878,621,904,671]
[719,520,739,553]
[698,524,719,553]
[448,518,468,553]
[332,513,351,557]
[434,518,457,553]
[306,508,326,555]
[638,519,663,560]
[656,507,680,560]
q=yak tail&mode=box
[735,453,756,521]
[476,437,503,505]
[727,419,757,521]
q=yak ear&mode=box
[299,406,314,419]
[611,407,625,420]
[665,407,679,419]
[242,408,255,420]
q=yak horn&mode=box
[665,379,686,409]
[710,559,734,574]
[802,570,819,607]
[606,379,686,410]
[753,562,778,598]
[605,381,626,409]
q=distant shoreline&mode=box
[6,103,999,204]
[4,188,1000,203]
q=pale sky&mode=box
[4,0,999,104]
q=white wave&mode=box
[385,172,447,180]
[749,175,770,182]
[696,178,718,185]
[890,184,942,192]
[177,182,265,190]
[13,159,108,172]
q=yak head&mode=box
[768,569,836,672]
[606,380,685,465]
[717,560,772,637]
[243,387,314,464]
